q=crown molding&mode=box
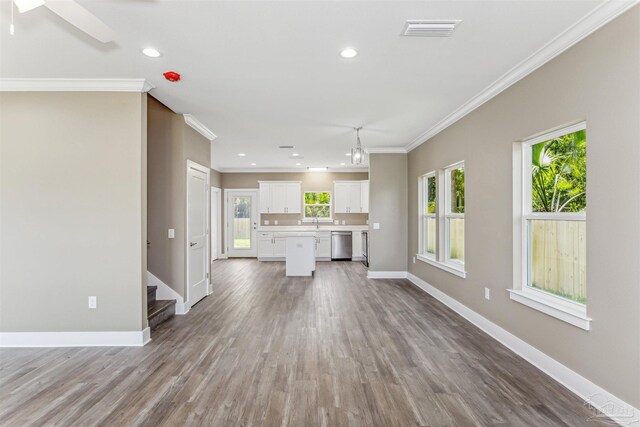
[405,0,639,152]
[365,147,408,154]
[0,78,154,92]
[219,167,369,173]
[184,114,218,141]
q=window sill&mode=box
[302,218,333,223]
[508,289,591,331]
[416,254,466,278]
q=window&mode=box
[304,191,332,221]
[417,162,466,278]
[445,163,465,265]
[420,173,437,258]
[511,122,589,330]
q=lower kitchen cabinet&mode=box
[315,232,331,260]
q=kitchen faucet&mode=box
[313,217,319,229]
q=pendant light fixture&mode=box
[351,127,364,165]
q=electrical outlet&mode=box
[373,223,380,230]
[168,229,175,239]
[484,288,490,300]
[413,257,416,264]
[297,220,301,225]
[274,220,278,225]
[264,220,269,225]
[88,296,97,309]
[334,220,339,225]
[341,220,346,225]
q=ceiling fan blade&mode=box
[43,0,115,43]
[14,0,45,13]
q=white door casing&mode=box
[211,187,221,262]
[186,161,210,307]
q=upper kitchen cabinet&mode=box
[259,181,302,214]
[334,180,369,213]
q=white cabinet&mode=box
[258,181,301,214]
[334,181,368,213]
[360,181,369,213]
[285,184,301,214]
[258,232,287,259]
[273,237,287,257]
[352,231,363,260]
[315,232,331,259]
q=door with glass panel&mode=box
[227,190,258,257]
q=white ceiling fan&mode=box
[13,0,115,43]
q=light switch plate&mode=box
[373,223,380,230]
[297,220,301,225]
[274,220,278,225]
[168,229,175,239]
[341,220,346,225]
[264,220,269,225]
[334,220,339,225]
[88,296,97,309]
[484,288,490,300]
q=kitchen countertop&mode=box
[258,225,368,232]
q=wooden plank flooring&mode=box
[0,260,610,426]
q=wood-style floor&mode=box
[1,260,608,426]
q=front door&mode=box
[187,163,209,306]
[227,190,258,257]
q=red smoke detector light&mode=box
[163,71,181,82]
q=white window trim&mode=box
[444,162,465,267]
[302,191,333,222]
[418,172,436,260]
[511,121,591,330]
[417,165,466,278]
[417,253,467,278]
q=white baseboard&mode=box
[147,271,189,315]
[367,270,408,279]
[406,272,639,426]
[0,327,151,347]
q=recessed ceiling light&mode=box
[308,167,328,172]
[340,48,358,59]
[250,162,257,166]
[296,162,302,166]
[345,153,351,156]
[340,162,346,166]
[292,153,300,157]
[141,47,162,58]
[238,153,246,157]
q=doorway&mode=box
[211,187,221,261]
[186,161,210,307]
[225,190,258,257]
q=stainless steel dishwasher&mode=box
[331,231,352,260]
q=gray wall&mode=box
[0,92,147,332]
[407,7,640,407]
[147,96,211,297]
[147,96,211,298]
[369,154,408,272]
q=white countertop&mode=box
[258,225,368,232]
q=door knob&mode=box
[190,242,197,247]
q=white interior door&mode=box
[227,190,258,257]
[211,187,221,262]
[187,163,209,306]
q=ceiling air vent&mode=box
[401,20,461,37]
[279,145,295,149]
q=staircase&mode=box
[147,285,176,330]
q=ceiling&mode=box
[0,0,604,171]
